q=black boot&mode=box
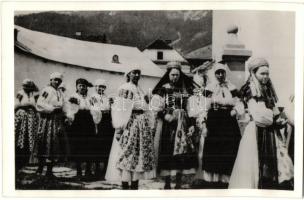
[175,173,182,189]
[122,181,129,190]
[45,163,56,179]
[95,162,102,178]
[164,176,171,189]
[85,162,93,177]
[130,180,139,190]
[76,163,82,177]
[36,158,45,175]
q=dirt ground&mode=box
[16,165,198,190]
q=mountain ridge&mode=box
[14,11,212,56]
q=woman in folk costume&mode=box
[106,66,155,190]
[187,61,213,183]
[229,58,294,189]
[200,63,244,188]
[66,78,100,177]
[90,79,115,178]
[36,72,65,177]
[151,61,198,189]
[15,79,39,174]
[56,82,70,162]
[283,94,294,163]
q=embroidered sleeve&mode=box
[65,94,80,121]
[233,98,245,116]
[248,98,273,127]
[15,92,23,108]
[89,95,102,124]
[34,92,39,102]
[150,94,165,113]
[36,88,55,113]
[133,95,148,111]
[111,88,133,129]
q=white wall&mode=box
[15,51,160,98]
[212,10,295,106]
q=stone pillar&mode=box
[220,25,252,89]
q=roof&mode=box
[14,25,164,78]
[185,44,212,59]
[143,39,173,50]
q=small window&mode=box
[157,51,163,60]
[112,54,120,63]
[75,31,82,36]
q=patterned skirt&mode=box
[15,107,38,168]
[36,111,65,162]
[116,112,156,175]
[158,110,198,171]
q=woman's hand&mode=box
[109,97,114,105]
[188,125,195,137]
[164,114,174,122]
[230,109,237,117]
[275,117,288,127]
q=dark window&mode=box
[157,51,163,60]
[112,55,120,63]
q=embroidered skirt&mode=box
[36,111,65,162]
[15,107,38,168]
[158,110,198,172]
[116,112,156,180]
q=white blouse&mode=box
[66,92,100,124]
[91,93,111,111]
[206,81,244,116]
[111,82,148,129]
[15,90,39,109]
[36,86,64,113]
[247,98,274,127]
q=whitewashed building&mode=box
[14,25,164,97]
[142,39,191,74]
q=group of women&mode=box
[15,57,294,190]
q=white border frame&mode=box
[1,1,303,198]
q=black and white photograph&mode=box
[1,2,303,198]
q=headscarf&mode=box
[22,79,39,92]
[50,72,63,80]
[76,78,93,87]
[94,79,106,87]
[124,66,141,80]
[240,58,278,108]
[206,63,236,105]
[152,61,197,95]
